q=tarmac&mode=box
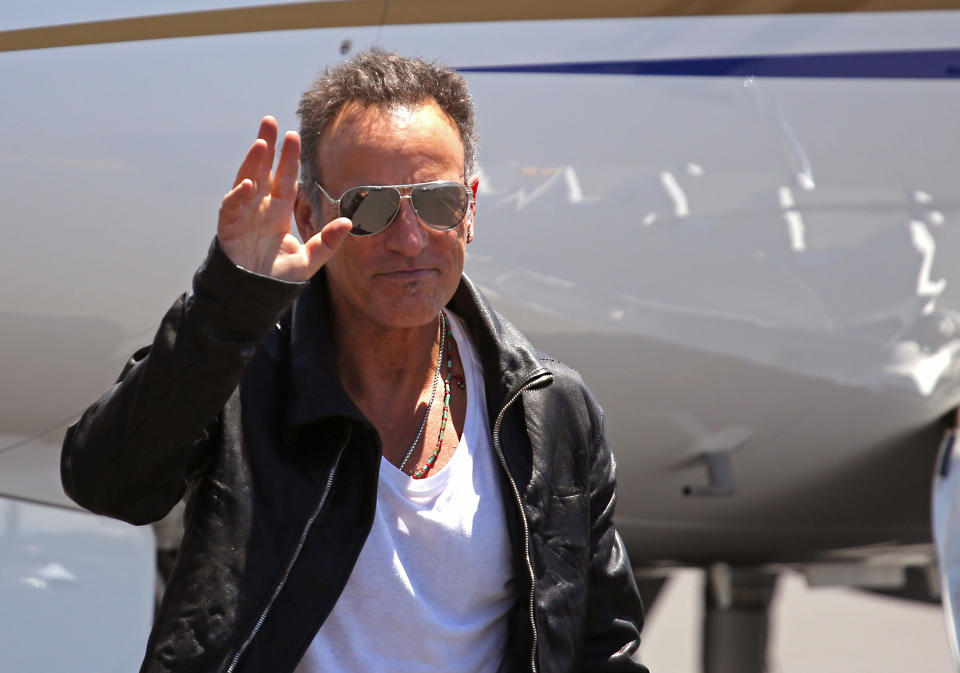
[638,569,953,673]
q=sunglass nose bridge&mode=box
[392,193,423,227]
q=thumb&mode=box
[303,217,352,274]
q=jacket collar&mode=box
[282,270,551,431]
[448,275,552,415]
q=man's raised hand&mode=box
[217,116,351,282]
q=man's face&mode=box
[298,99,475,331]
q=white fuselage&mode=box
[1,9,959,667]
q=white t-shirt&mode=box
[295,311,515,673]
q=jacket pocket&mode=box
[540,491,589,575]
[534,492,590,671]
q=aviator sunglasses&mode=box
[314,180,473,237]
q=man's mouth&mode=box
[376,268,436,281]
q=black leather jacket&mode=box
[62,241,648,673]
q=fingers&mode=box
[303,217,352,274]
[233,140,267,189]
[232,116,278,188]
[272,131,301,201]
[220,117,300,267]
[254,116,278,191]
[257,116,279,149]
[219,178,255,227]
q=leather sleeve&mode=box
[60,239,306,525]
[582,395,651,672]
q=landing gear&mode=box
[702,564,778,673]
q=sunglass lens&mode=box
[412,183,469,229]
[341,186,401,236]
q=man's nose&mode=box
[384,198,428,256]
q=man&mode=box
[61,50,648,673]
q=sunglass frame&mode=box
[313,179,474,237]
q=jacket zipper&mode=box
[223,425,351,673]
[492,371,552,673]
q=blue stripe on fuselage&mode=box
[459,49,960,79]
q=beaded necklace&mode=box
[410,321,454,479]
[399,313,454,479]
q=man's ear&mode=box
[294,185,319,241]
[466,176,479,243]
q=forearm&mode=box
[61,238,306,524]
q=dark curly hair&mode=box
[297,48,479,192]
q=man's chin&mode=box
[368,293,451,330]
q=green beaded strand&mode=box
[412,326,455,479]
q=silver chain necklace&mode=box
[399,312,446,472]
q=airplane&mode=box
[2,1,960,671]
